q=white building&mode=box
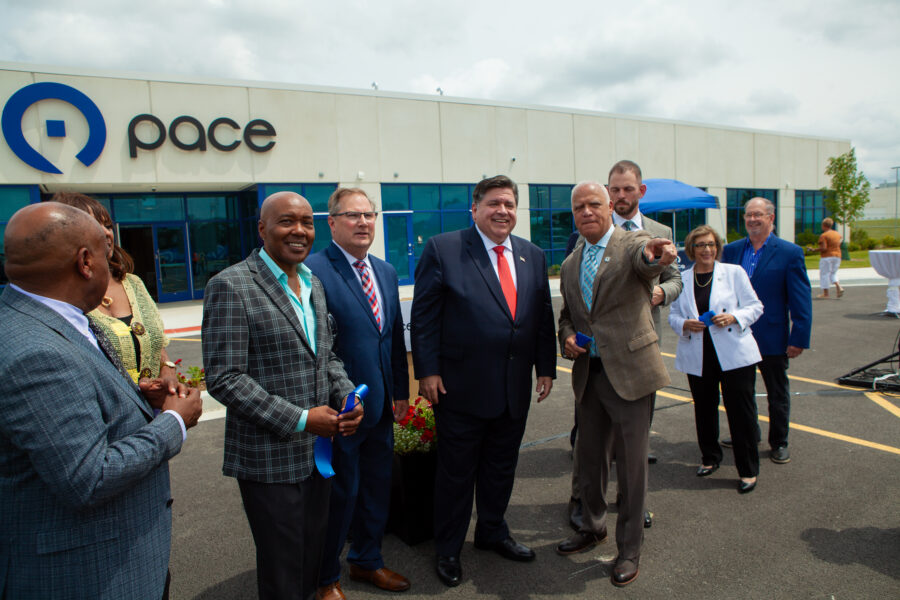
[0,62,850,301]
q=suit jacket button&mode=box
[166,498,174,508]
[727,328,732,332]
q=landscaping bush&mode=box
[795,229,818,247]
[848,242,860,251]
[882,235,899,248]
[861,238,878,250]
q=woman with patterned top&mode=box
[51,192,178,387]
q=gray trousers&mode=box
[575,367,652,561]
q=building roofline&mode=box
[0,60,851,144]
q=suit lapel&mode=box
[509,237,530,323]
[752,236,778,282]
[327,244,381,333]
[2,289,154,419]
[465,227,513,321]
[248,251,315,356]
[590,228,623,308]
[371,258,397,332]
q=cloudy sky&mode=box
[2,0,898,183]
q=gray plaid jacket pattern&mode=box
[0,287,184,599]
[202,249,355,483]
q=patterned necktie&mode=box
[623,220,635,231]
[581,245,600,309]
[87,315,134,383]
[353,260,382,331]
[493,246,517,319]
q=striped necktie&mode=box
[580,245,600,309]
[353,260,382,331]
[623,220,635,231]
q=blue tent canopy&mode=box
[639,178,718,212]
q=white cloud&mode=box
[0,0,897,181]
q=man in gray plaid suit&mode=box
[0,202,202,600]
[202,191,364,600]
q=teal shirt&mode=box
[259,248,317,432]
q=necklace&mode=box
[694,271,713,288]
[101,296,114,308]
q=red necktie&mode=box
[353,260,382,330]
[493,246,516,319]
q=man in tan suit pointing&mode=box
[555,181,676,587]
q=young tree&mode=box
[823,147,871,241]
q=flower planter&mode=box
[386,450,436,546]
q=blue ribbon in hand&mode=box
[314,384,368,478]
[699,310,716,326]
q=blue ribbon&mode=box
[314,384,368,478]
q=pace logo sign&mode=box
[1,82,277,174]
[1,82,107,174]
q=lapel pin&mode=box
[519,256,526,262]
[604,257,611,262]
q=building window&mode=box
[381,183,474,284]
[529,184,574,269]
[726,188,778,241]
[795,190,831,239]
[0,185,40,287]
[645,209,707,245]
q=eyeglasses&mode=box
[744,211,770,219]
[692,242,717,249]
[332,211,378,222]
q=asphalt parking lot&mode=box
[165,284,900,599]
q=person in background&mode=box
[668,225,764,493]
[0,202,201,600]
[51,192,179,388]
[817,217,844,299]
[722,197,812,465]
[306,188,410,600]
[202,191,363,600]
[555,181,677,587]
[411,175,556,588]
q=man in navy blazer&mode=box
[722,197,812,464]
[0,203,202,600]
[306,188,411,600]
[411,175,557,587]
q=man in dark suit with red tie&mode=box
[411,175,557,587]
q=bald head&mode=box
[4,202,110,310]
[260,191,311,221]
[258,191,315,272]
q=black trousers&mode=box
[688,362,759,478]
[238,475,331,600]
[433,405,528,556]
[759,354,791,448]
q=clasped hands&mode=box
[139,377,203,428]
[682,313,737,333]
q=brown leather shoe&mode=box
[349,565,411,592]
[556,529,607,555]
[611,556,640,587]
[315,581,346,600]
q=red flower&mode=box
[412,416,426,430]
[420,429,434,443]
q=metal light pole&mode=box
[894,166,900,236]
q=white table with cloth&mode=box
[869,250,900,315]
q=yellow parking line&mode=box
[170,337,202,342]
[655,389,900,455]
[865,392,900,418]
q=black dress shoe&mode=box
[556,529,607,555]
[474,536,535,562]
[738,479,757,494]
[770,445,790,464]
[435,555,461,587]
[611,556,639,587]
[643,510,653,528]
[567,497,584,531]
[696,463,719,477]
[647,453,658,464]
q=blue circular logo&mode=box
[2,82,107,174]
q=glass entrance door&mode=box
[384,213,414,285]
[119,223,191,302]
[153,224,191,302]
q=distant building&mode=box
[0,62,850,300]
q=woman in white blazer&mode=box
[669,225,764,494]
